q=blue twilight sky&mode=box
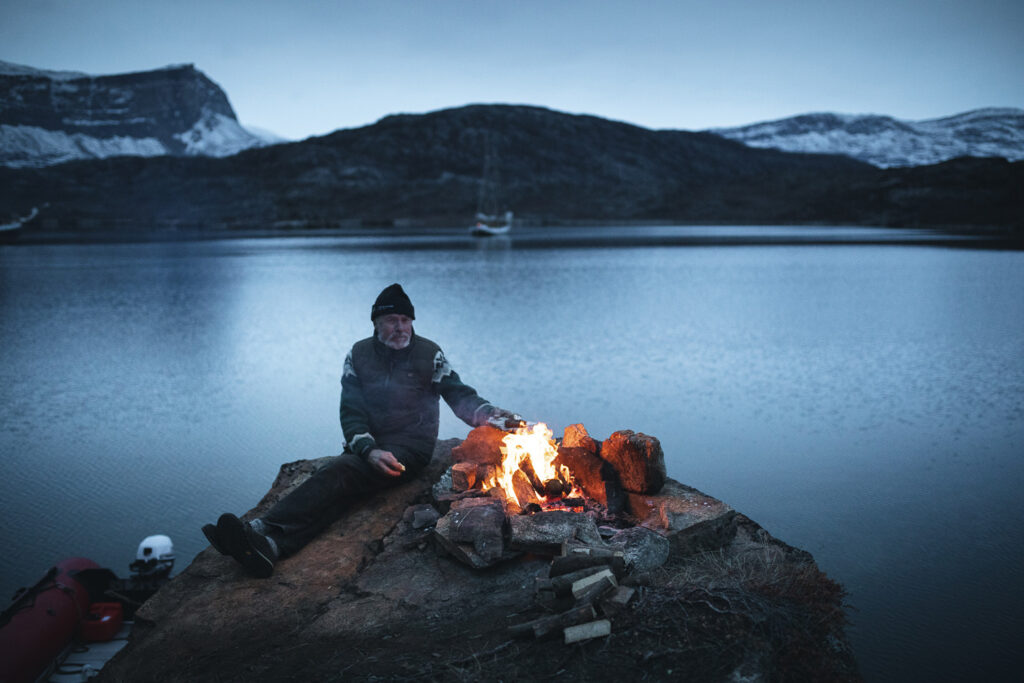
[2,0,1021,141]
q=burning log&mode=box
[511,469,541,511]
[519,458,547,495]
[508,604,597,640]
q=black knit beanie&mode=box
[371,283,415,321]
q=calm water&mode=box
[2,226,1022,682]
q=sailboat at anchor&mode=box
[470,137,513,236]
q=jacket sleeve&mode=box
[339,349,377,458]
[433,349,495,427]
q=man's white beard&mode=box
[381,331,411,350]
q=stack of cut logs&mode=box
[511,540,638,644]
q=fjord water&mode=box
[2,227,1022,681]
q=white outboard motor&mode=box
[129,534,175,577]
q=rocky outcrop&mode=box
[96,437,859,682]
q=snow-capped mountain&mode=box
[708,108,1024,168]
[0,61,272,168]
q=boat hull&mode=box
[470,210,513,236]
[470,224,510,236]
[0,557,99,683]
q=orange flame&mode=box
[487,422,576,507]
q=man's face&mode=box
[375,314,413,349]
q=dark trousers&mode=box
[261,444,430,557]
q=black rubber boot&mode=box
[216,513,277,578]
[202,523,229,555]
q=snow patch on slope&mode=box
[0,124,166,167]
[710,108,1024,168]
[174,109,266,156]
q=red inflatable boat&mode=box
[0,535,173,683]
[0,557,99,683]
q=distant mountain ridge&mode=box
[0,60,269,168]
[3,60,1020,172]
[709,108,1024,168]
[2,103,1021,237]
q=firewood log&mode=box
[570,568,618,603]
[549,552,626,578]
[561,541,620,558]
[520,458,547,494]
[511,469,540,509]
[536,566,615,597]
[563,619,611,644]
[508,604,597,640]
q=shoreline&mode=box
[5,222,1024,250]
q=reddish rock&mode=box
[554,445,625,513]
[450,462,478,491]
[561,423,599,454]
[451,425,507,466]
[600,430,666,494]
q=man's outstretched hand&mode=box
[368,448,406,477]
[487,407,525,431]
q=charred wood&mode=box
[543,478,568,497]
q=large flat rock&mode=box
[97,438,858,682]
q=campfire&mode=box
[483,422,585,512]
[431,421,671,643]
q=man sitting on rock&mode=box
[202,283,519,578]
